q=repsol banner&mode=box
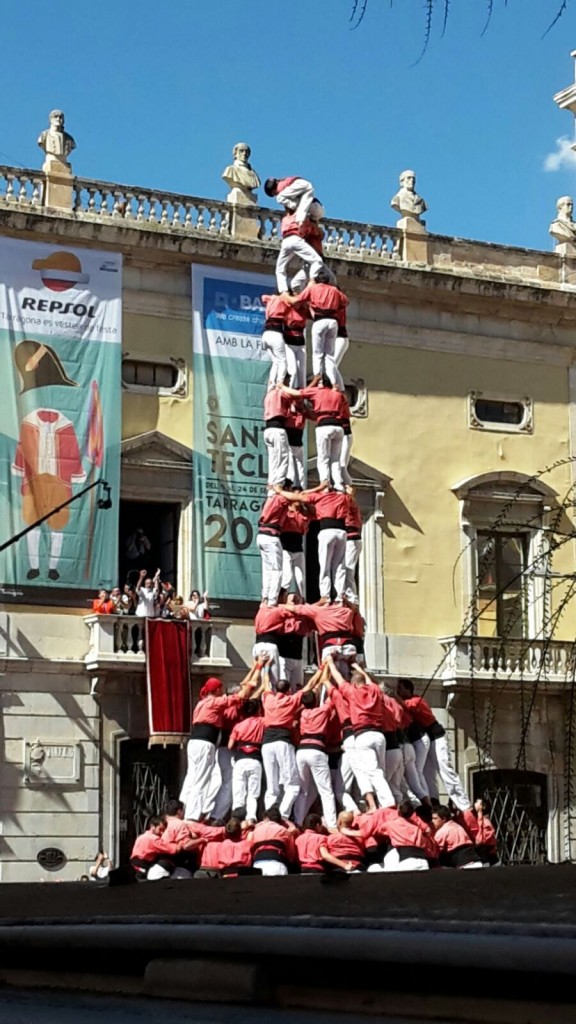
[0,238,122,591]
[192,265,275,602]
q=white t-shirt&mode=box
[135,586,159,618]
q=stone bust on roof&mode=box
[38,110,76,168]
[222,142,261,205]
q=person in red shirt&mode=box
[263,387,291,488]
[375,801,438,872]
[253,591,304,687]
[343,488,362,603]
[92,589,115,614]
[257,491,291,607]
[179,664,260,822]
[320,810,365,873]
[296,599,363,667]
[162,799,206,875]
[264,175,316,224]
[283,301,308,389]
[261,293,289,391]
[274,210,324,293]
[276,593,313,692]
[295,813,328,874]
[275,480,348,601]
[204,700,242,823]
[217,817,255,877]
[261,669,316,818]
[251,805,298,876]
[326,658,395,811]
[280,491,312,595]
[283,274,349,391]
[397,678,471,812]
[458,798,499,865]
[229,698,266,823]
[281,379,350,493]
[130,816,193,880]
[293,674,338,829]
[431,806,483,868]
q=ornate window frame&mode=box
[468,390,533,434]
[122,351,187,398]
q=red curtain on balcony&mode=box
[146,619,191,746]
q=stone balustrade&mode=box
[72,177,232,235]
[439,635,576,686]
[84,614,232,675]
[0,166,44,207]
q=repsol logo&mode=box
[21,297,96,317]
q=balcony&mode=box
[439,635,576,687]
[84,614,232,675]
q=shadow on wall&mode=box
[381,483,423,539]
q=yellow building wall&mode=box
[121,312,192,448]
[344,341,574,638]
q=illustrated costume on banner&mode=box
[0,240,122,589]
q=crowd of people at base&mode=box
[130,659,499,881]
[91,574,210,622]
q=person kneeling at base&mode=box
[251,806,298,876]
[431,805,483,869]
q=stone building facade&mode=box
[1,136,576,878]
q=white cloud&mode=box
[544,136,576,172]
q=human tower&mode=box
[174,176,475,872]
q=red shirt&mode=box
[300,386,349,423]
[459,810,497,850]
[344,495,362,537]
[199,840,224,869]
[323,830,365,865]
[229,716,265,752]
[303,490,348,523]
[296,830,326,871]
[188,821,226,842]
[163,817,196,845]
[281,212,307,238]
[254,604,302,637]
[218,836,253,869]
[302,220,324,255]
[262,293,291,324]
[298,701,334,749]
[262,690,305,728]
[263,389,290,423]
[382,694,403,732]
[285,405,306,434]
[339,681,386,732]
[277,175,299,193]
[297,282,348,326]
[92,598,114,614]
[192,693,242,728]
[403,696,436,729]
[282,504,310,536]
[434,819,473,853]
[251,820,296,862]
[130,829,180,863]
[299,602,358,638]
[259,494,290,532]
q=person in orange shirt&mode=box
[92,589,115,614]
[320,810,365,873]
[458,798,499,865]
[431,806,483,869]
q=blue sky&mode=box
[1,0,576,251]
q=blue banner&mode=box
[192,265,275,602]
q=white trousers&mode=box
[294,748,337,828]
[179,739,216,821]
[334,334,349,368]
[402,741,429,802]
[425,734,471,811]
[285,344,306,389]
[232,757,263,821]
[341,432,353,487]
[264,427,289,487]
[311,319,344,390]
[339,734,364,808]
[412,734,431,799]
[252,641,280,687]
[256,533,283,604]
[316,425,344,489]
[330,751,360,814]
[345,538,362,601]
[262,329,287,389]
[354,731,395,808]
[281,549,305,592]
[255,860,288,876]
[276,235,323,293]
[385,746,405,805]
[288,444,304,489]
[276,178,315,223]
[317,526,347,599]
[278,656,304,692]
[206,746,234,822]
[262,739,301,817]
[382,848,429,872]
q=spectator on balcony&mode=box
[135,568,161,618]
[166,595,189,620]
[185,589,210,619]
[92,589,115,614]
[116,584,136,615]
[124,527,152,585]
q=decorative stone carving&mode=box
[222,142,260,206]
[38,110,76,170]
[390,169,427,223]
[549,196,576,255]
[23,738,81,785]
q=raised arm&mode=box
[326,654,348,688]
